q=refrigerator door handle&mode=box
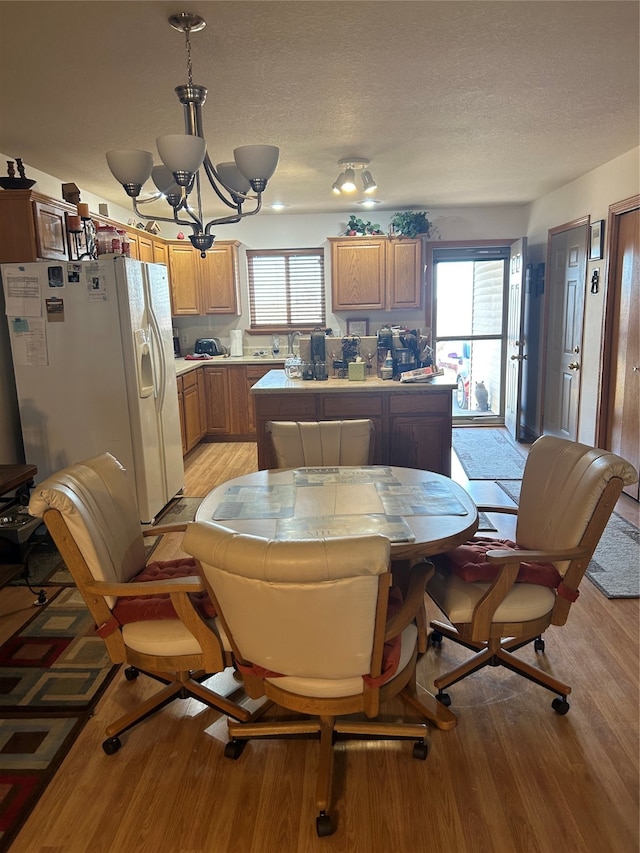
[147,309,166,411]
[134,328,154,398]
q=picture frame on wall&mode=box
[346,318,368,337]
[589,220,604,261]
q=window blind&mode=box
[247,248,326,328]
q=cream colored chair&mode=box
[28,453,261,755]
[266,418,374,468]
[426,435,638,713]
[183,522,434,837]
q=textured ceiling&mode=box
[0,1,638,219]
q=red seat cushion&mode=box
[445,537,562,588]
[111,558,216,626]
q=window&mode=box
[247,248,326,329]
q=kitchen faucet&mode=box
[287,331,302,355]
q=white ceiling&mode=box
[0,1,638,220]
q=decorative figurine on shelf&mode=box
[0,158,36,190]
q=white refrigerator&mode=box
[2,256,184,523]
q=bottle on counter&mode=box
[381,350,394,380]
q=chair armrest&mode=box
[143,522,187,537]
[476,504,518,516]
[85,576,206,597]
[485,545,591,564]
[385,559,434,642]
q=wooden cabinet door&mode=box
[153,240,168,266]
[124,230,140,259]
[33,200,69,260]
[387,238,422,309]
[137,234,154,263]
[330,238,386,310]
[200,242,240,314]
[245,365,275,434]
[388,416,450,475]
[183,378,203,452]
[168,243,200,315]
[202,367,231,434]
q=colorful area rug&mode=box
[453,428,527,479]
[496,479,639,599]
[0,586,119,851]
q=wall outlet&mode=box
[181,333,189,345]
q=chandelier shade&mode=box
[104,11,279,257]
[106,149,153,193]
[156,134,206,183]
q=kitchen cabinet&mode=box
[0,190,74,263]
[168,240,241,316]
[251,373,454,474]
[177,369,206,455]
[136,233,154,263]
[329,236,422,310]
[202,366,232,435]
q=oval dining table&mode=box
[195,465,478,730]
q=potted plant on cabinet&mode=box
[343,215,384,236]
[389,211,438,239]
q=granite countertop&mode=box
[250,368,457,393]
[174,356,286,377]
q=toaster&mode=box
[194,337,226,356]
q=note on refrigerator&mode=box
[3,268,42,317]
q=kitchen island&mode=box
[250,369,457,474]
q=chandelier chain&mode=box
[184,27,194,86]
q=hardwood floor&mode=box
[6,439,639,853]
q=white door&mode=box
[504,238,527,439]
[542,224,588,440]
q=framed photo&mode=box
[346,318,368,337]
[589,220,604,261]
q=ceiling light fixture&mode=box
[106,12,279,257]
[331,158,378,196]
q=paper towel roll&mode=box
[230,329,244,357]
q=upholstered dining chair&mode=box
[426,435,638,714]
[183,522,434,837]
[28,453,262,755]
[266,418,374,468]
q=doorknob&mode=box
[568,361,580,370]
[510,354,522,361]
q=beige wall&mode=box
[1,147,639,462]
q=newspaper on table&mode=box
[276,513,415,542]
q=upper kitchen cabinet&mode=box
[168,240,241,316]
[136,233,154,263]
[329,236,422,310]
[0,190,73,263]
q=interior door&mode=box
[602,202,639,499]
[542,223,588,440]
[504,238,527,439]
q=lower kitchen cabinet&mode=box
[202,366,231,435]
[178,370,206,454]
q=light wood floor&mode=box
[6,438,639,853]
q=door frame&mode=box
[595,194,640,447]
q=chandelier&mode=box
[106,12,279,257]
[331,158,377,196]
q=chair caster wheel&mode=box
[430,630,443,646]
[224,739,247,760]
[534,637,545,653]
[124,666,139,681]
[103,736,121,755]
[552,697,570,715]
[412,740,429,760]
[436,691,451,707]
[316,812,334,837]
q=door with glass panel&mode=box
[432,246,510,423]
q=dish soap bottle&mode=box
[381,350,394,380]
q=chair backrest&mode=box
[183,522,390,680]
[28,453,146,600]
[516,435,637,566]
[266,419,374,468]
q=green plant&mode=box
[343,215,383,236]
[389,210,436,238]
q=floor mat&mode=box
[0,587,118,851]
[452,428,526,479]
